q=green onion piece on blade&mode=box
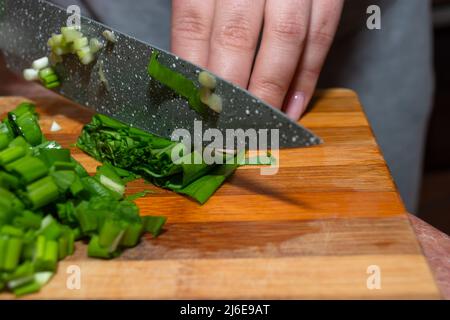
[148,51,207,114]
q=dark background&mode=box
[419,0,450,234]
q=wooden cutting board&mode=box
[0,89,440,299]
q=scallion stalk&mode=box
[26,176,60,209]
[0,146,26,166]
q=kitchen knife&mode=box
[0,0,322,149]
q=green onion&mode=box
[0,133,12,151]
[50,170,76,193]
[13,281,41,297]
[75,203,98,233]
[13,211,43,230]
[26,176,60,209]
[98,219,126,252]
[0,171,20,189]
[120,222,143,247]
[38,67,55,79]
[89,38,103,53]
[2,238,23,271]
[99,175,125,196]
[0,146,26,166]
[32,57,49,71]
[52,161,76,171]
[87,235,112,259]
[23,69,39,81]
[1,225,24,237]
[73,37,88,50]
[37,216,62,240]
[141,216,167,238]
[198,71,217,89]
[7,156,49,184]
[34,235,58,272]
[61,26,82,42]
[36,148,71,167]
[148,51,206,113]
[102,30,117,43]
[0,103,169,297]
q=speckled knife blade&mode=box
[0,0,322,149]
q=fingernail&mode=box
[286,92,306,121]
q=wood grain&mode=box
[0,89,440,299]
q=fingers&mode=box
[248,0,312,109]
[285,0,344,120]
[171,0,216,67]
[207,0,265,88]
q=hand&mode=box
[172,0,344,120]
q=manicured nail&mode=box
[286,91,306,121]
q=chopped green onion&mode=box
[52,161,76,171]
[45,81,61,89]
[102,30,117,43]
[205,93,223,113]
[0,146,26,166]
[99,175,125,196]
[198,71,217,89]
[7,156,49,184]
[2,238,23,271]
[89,38,103,53]
[73,37,89,50]
[34,272,53,286]
[76,46,91,59]
[0,171,20,189]
[36,148,70,167]
[8,275,35,290]
[98,219,126,252]
[26,176,60,209]
[23,69,39,81]
[13,211,43,230]
[80,53,95,65]
[141,216,167,238]
[0,133,12,151]
[75,203,98,233]
[199,87,211,105]
[61,26,82,42]
[38,67,55,79]
[42,74,59,85]
[34,235,58,272]
[13,281,41,297]
[37,215,62,240]
[32,57,49,71]
[88,235,112,259]
[120,222,143,247]
[50,170,76,193]
[1,225,24,237]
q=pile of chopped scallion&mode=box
[0,102,166,297]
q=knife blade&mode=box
[0,0,322,149]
